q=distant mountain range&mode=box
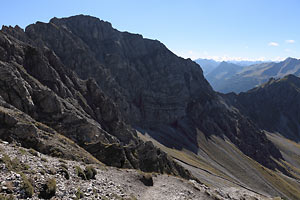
[205,62,245,91]
[195,57,300,93]
[194,59,219,75]
[194,58,265,75]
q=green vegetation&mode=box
[39,178,56,199]
[75,165,86,180]
[28,148,38,156]
[48,167,56,175]
[39,169,46,175]
[20,173,34,198]
[50,148,63,158]
[84,165,97,180]
[0,154,29,172]
[18,148,27,155]
[59,159,67,164]
[100,196,109,200]
[60,163,68,169]
[41,157,48,162]
[59,164,70,180]
[74,165,97,180]
[75,188,84,199]
[139,172,153,186]
[0,194,15,200]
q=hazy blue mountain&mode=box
[194,58,266,75]
[194,58,220,75]
[205,61,244,92]
[215,57,300,93]
[228,60,266,66]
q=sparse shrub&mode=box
[28,148,38,156]
[139,172,153,186]
[0,154,29,172]
[84,165,97,180]
[75,188,84,199]
[100,196,109,200]
[0,194,16,200]
[39,178,56,199]
[3,181,14,194]
[48,167,56,175]
[60,163,68,170]
[39,169,46,175]
[0,154,12,170]
[75,166,86,180]
[50,148,63,158]
[59,164,70,180]
[59,159,67,164]
[20,173,34,198]
[128,194,138,200]
[41,157,48,162]
[19,148,27,155]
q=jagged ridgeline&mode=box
[0,15,292,187]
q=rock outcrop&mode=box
[0,25,192,178]
[15,15,284,171]
[224,74,300,142]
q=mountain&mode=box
[228,60,266,66]
[213,57,300,93]
[206,61,244,91]
[194,59,266,76]
[194,58,219,75]
[225,74,300,142]
[0,21,192,178]
[223,75,300,181]
[1,15,300,199]
[20,15,284,169]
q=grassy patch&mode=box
[20,173,34,198]
[84,165,97,180]
[75,188,84,199]
[59,164,70,180]
[75,165,86,180]
[28,148,38,156]
[0,194,15,200]
[0,154,29,172]
[39,178,56,199]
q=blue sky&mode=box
[1,0,299,61]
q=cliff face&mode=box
[0,26,192,179]
[0,15,284,175]
[24,15,212,128]
[225,75,300,142]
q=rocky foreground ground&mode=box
[0,140,281,200]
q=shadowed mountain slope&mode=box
[224,74,300,142]
[0,25,192,179]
